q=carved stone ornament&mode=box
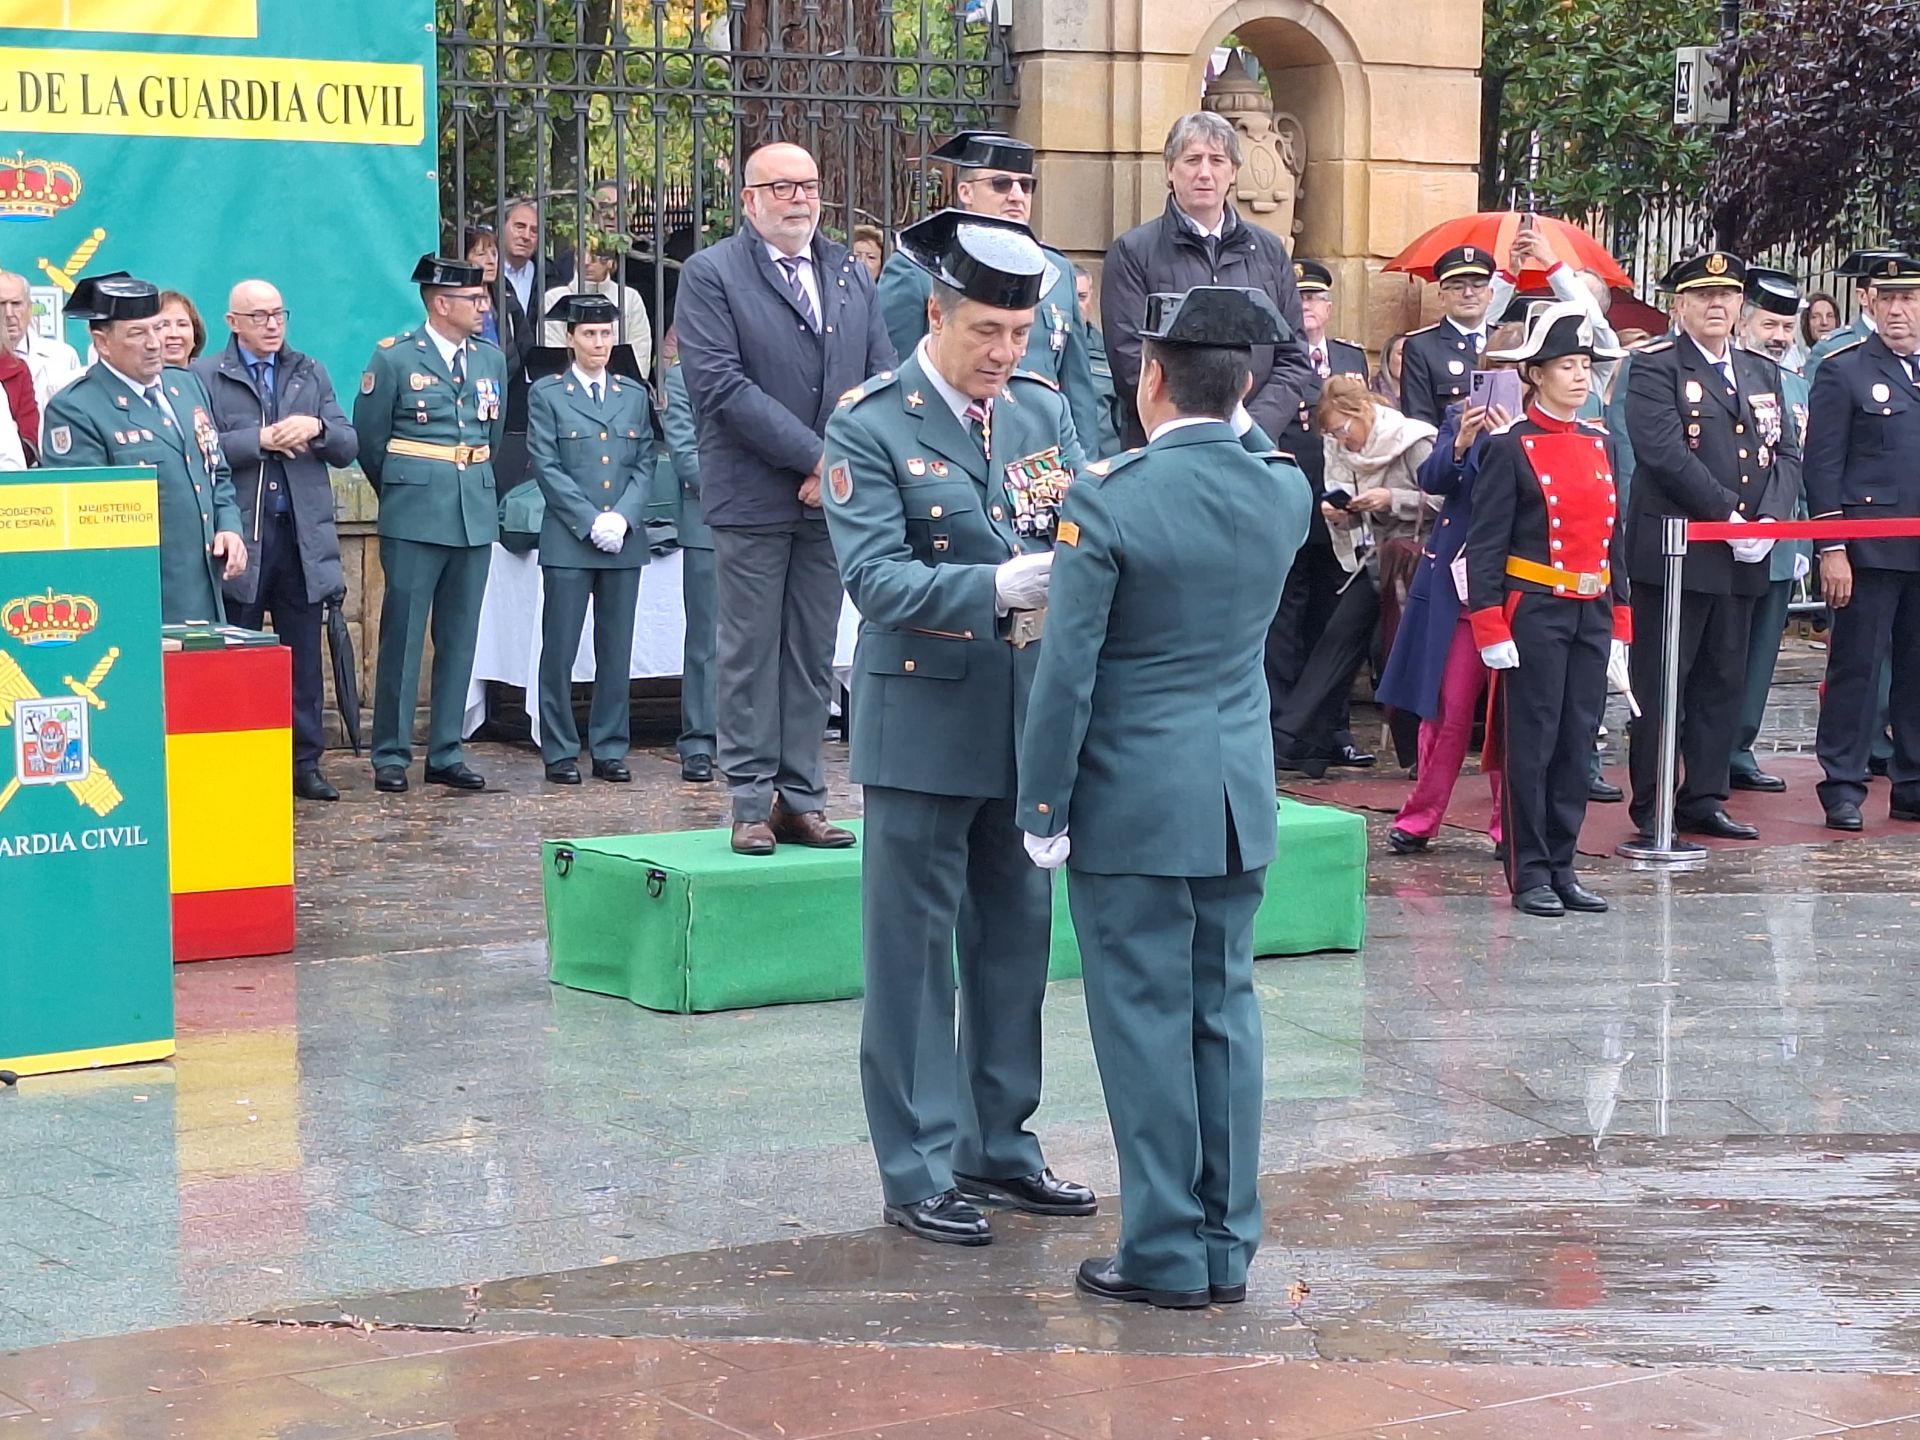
[1203,49,1306,237]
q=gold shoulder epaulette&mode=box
[378,335,398,349]
[837,369,898,409]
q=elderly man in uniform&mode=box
[353,254,508,794]
[1018,287,1313,1307]
[1624,251,1799,846]
[41,273,247,623]
[877,132,1107,458]
[1400,245,1496,427]
[526,294,656,786]
[1805,253,1920,831]
[823,210,1095,1247]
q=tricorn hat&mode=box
[898,208,1047,310]
[1487,298,1626,365]
[544,293,622,328]
[527,341,647,382]
[1744,265,1804,316]
[412,253,485,288]
[64,271,159,322]
[926,131,1034,174]
[1139,286,1291,346]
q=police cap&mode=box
[1660,250,1746,293]
[1434,245,1494,284]
[1139,286,1291,346]
[64,272,160,322]
[1293,259,1334,293]
[898,208,1046,311]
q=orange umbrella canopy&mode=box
[1386,211,1633,291]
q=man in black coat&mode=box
[1099,110,1317,449]
[1624,252,1799,844]
[676,141,897,855]
[193,279,360,800]
[1805,253,1920,831]
[1399,245,1495,427]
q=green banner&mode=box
[0,466,173,1076]
[0,1,436,398]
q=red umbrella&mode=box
[1386,211,1633,292]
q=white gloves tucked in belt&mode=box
[1725,510,1774,564]
[1479,641,1520,670]
[995,550,1053,613]
[1024,830,1071,870]
[589,513,628,554]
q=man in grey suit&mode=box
[676,142,898,854]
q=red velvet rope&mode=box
[1688,517,1920,543]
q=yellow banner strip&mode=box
[0,477,158,553]
[0,1037,175,1077]
[0,0,258,39]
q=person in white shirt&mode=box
[0,268,85,409]
[539,238,651,374]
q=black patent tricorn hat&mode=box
[898,208,1046,310]
[65,271,159,322]
[1139,286,1290,346]
[411,253,485,288]
[926,131,1034,174]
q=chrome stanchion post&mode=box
[1618,516,1705,866]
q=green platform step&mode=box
[543,796,1367,1014]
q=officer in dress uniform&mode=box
[1017,286,1313,1307]
[41,273,247,624]
[1805,253,1920,831]
[876,132,1109,456]
[823,210,1096,1247]
[1805,249,1903,382]
[354,255,509,794]
[1464,302,1630,916]
[1624,251,1799,845]
[659,349,717,783]
[525,294,656,785]
[1399,245,1495,426]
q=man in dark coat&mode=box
[194,280,359,800]
[1099,110,1318,450]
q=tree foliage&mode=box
[1707,0,1918,253]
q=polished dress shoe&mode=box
[591,759,631,783]
[883,1189,991,1247]
[294,770,338,802]
[373,766,409,794]
[424,763,486,791]
[1894,807,1920,823]
[1825,802,1864,832]
[731,820,777,856]
[1587,777,1624,803]
[1329,743,1376,768]
[681,753,714,783]
[1730,769,1787,793]
[1678,810,1758,841]
[770,802,856,848]
[1386,827,1428,855]
[954,1168,1097,1216]
[1512,885,1565,917]
[1210,1281,1248,1305]
[1074,1257,1209,1310]
[1274,751,1329,780]
[545,762,582,786]
[1553,881,1609,913]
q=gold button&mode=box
[903,659,916,673]
[1037,803,1051,814]
[930,505,943,518]
[603,481,612,488]
[601,456,610,465]
[600,432,608,440]
[1739,449,1748,459]
[991,506,1004,520]
[1735,424,1745,434]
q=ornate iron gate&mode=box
[437,0,1014,372]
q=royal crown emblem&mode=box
[2,589,100,647]
[0,152,81,221]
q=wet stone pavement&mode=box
[9,654,1920,1433]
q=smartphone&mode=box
[1519,211,1537,234]
[1321,487,1354,510]
[1470,369,1523,417]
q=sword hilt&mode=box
[64,646,118,710]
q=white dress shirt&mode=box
[19,329,85,409]
[766,243,823,325]
[915,337,978,422]
[104,360,174,424]
[424,322,467,373]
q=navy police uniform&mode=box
[1399,245,1494,426]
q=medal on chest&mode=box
[1002,447,1073,540]
[474,375,500,421]
[191,406,223,475]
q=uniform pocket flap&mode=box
[900,484,981,522]
[858,629,968,680]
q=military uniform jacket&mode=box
[877,244,1106,459]
[1399,320,1484,427]
[1623,336,1798,595]
[353,327,508,548]
[1016,422,1312,875]
[42,362,242,625]
[1804,334,1920,572]
[526,370,655,570]
[823,352,1084,800]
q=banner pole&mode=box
[1618,516,1704,866]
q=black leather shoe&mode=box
[294,770,338,802]
[1075,1257,1209,1310]
[1386,827,1428,855]
[681,753,714,783]
[1554,882,1609,913]
[1329,743,1376,768]
[883,1190,992,1246]
[1871,755,1891,777]
[591,759,631,783]
[545,762,581,786]
[425,763,486,791]
[373,766,408,794]
[1678,810,1758,841]
[955,1168,1097,1216]
[1493,841,1507,863]
[1512,885,1565,917]
[1894,807,1920,823]
[1587,777,1624,803]
[1730,770,1787,793]
[1825,802,1864,832]
[1275,752,1329,780]
[1210,1281,1248,1305]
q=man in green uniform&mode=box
[659,343,717,782]
[1018,287,1313,1308]
[1075,264,1124,457]
[354,255,508,794]
[41,273,246,624]
[525,295,655,785]
[823,209,1095,1247]
[877,132,1111,457]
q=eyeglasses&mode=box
[444,290,492,307]
[979,175,1037,196]
[234,309,290,326]
[1440,279,1492,294]
[745,179,822,201]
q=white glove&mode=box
[1479,641,1520,670]
[1024,830,1071,870]
[589,513,627,554]
[995,550,1053,613]
[1794,551,1811,582]
[1608,639,1631,693]
[1731,535,1773,563]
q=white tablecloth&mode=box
[464,544,862,742]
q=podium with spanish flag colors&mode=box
[0,466,174,1077]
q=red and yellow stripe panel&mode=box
[163,645,295,962]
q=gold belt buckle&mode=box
[1576,571,1602,597]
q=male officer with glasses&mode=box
[1399,245,1496,426]
[353,254,508,795]
[877,132,1109,456]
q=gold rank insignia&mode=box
[378,336,397,348]
[905,391,925,409]
[906,457,926,476]
[837,385,864,407]
[1057,520,1080,547]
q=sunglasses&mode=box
[978,174,1037,196]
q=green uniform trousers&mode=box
[539,565,642,766]
[860,784,1051,1207]
[677,547,717,763]
[371,537,491,771]
[1069,863,1268,1294]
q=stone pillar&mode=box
[1011,0,1483,352]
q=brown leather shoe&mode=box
[731,820,777,856]
[770,801,856,848]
